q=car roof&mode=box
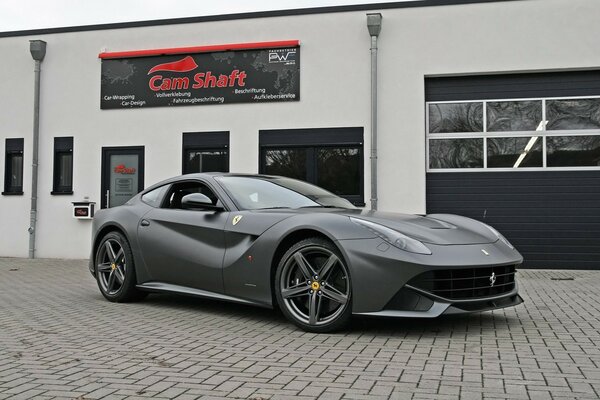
[141,173,282,193]
[186,172,275,178]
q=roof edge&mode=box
[0,0,520,38]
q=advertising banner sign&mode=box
[101,46,300,109]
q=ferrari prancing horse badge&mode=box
[232,215,243,226]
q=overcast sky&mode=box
[0,0,399,32]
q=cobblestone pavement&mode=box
[0,258,599,400]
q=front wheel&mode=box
[275,238,352,332]
[94,231,146,302]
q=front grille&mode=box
[409,265,516,300]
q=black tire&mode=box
[94,231,147,303]
[275,237,352,333]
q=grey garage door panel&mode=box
[428,184,600,195]
[486,217,600,225]
[511,239,600,248]
[494,224,600,233]
[425,70,600,101]
[426,171,600,269]
[428,198,600,207]
[426,205,600,215]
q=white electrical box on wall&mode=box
[72,202,95,219]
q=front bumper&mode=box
[337,237,524,315]
[354,283,523,318]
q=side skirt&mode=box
[136,282,269,308]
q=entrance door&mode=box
[101,146,144,208]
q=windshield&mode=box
[215,176,356,210]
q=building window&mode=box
[427,96,600,171]
[182,132,229,174]
[259,128,364,206]
[3,138,24,195]
[52,137,73,194]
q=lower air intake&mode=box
[409,265,516,300]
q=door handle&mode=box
[140,219,150,227]
[105,190,110,208]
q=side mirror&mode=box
[181,193,224,211]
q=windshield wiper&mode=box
[254,206,293,210]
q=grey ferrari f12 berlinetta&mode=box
[90,173,523,332]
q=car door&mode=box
[136,180,229,293]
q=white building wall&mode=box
[0,39,34,258]
[0,0,599,258]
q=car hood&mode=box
[339,210,498,245]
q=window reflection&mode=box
[262,146,363,204]
[429,139,483,169]
[547,136,600,167]
[487,101,542,132]
[317,148,360,196]
[185,149,228,173]
[487,137,542,168]
[546,99,600,130]
[263,148,307,181]
[428,102,483,133]
[8,154,23,188]
[428,96,600,170]
[57,153,73,188]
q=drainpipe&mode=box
[28,40,47,259]
[367,13,382,211]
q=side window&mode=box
[162,181,221,210]
[258,128,365,206]
[184,148,229,174]
[261,146,362,205]
[141,185,169,207]
[3,138,24,195]
[426,96,600,170]
[52,137,73,194]
[182,132,229,174]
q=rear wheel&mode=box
[275,238,352,332]
[95,231,146,302]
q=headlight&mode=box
[483,224,514,249]
[350,217,432,255]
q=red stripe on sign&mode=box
[147,56,198,74]
[99,40,300,59]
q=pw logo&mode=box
[268,51,296,63]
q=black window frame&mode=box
[259,127,365,206]
[3,138,24,195]
[182,131,229,174]
[52,136,74,195]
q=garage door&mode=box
[425,71,600,269]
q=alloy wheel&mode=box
[96,239,127,295]
[279,245,350,326]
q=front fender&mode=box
[221,213,377,307]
